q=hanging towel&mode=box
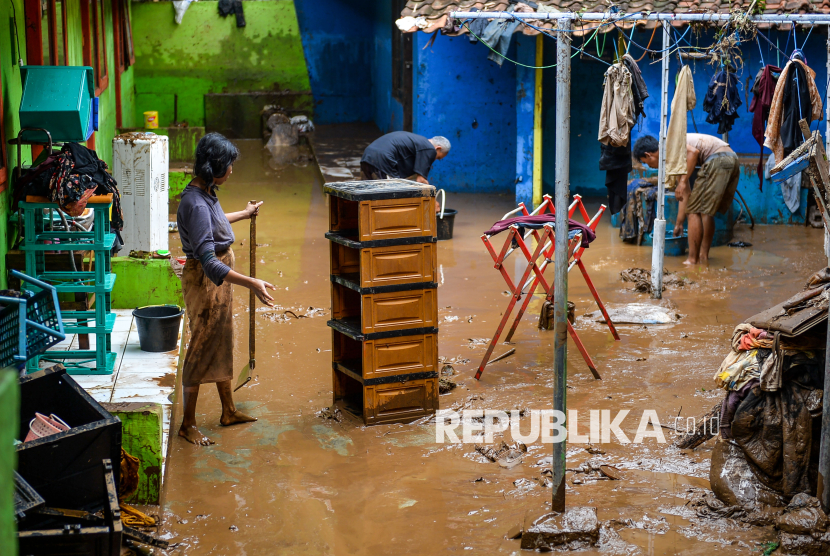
[764,153,801,214]
[749,64,782,189]
[598,64,636,147]
[703,69,742,134]
[764,59,823,164]
[665,66,696,182]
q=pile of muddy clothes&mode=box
[704,268,830,548]
[619,178,657,244]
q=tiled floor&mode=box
[46,309,180,470]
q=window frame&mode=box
[24,0,69,67]
[0,64,7,192]
[81,0,109,96]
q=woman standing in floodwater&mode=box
[176,133,276,445]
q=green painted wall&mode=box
[1,0,135,288]
[0,371,19,556]
[111,257,183,309]
[102,402,162,505]
[131,1,311,128]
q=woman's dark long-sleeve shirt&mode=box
[177,184,235,285]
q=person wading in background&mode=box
[634,134,739,266]
[176,133,276,445]
[360,131,451,184]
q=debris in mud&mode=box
[439,377,457,394]
[229,525,238,532]
[441,364,455,376]
[466,338,489,348]
[775,494,829,535]
[260,306,327,322]
[316,407,343,422]
[537,468,553,487]
[620,267,691,294]
[585,444,605,455]
[538,300,576,329]
[439,355,471,365]
[727,241,752,248]
[476,441,527,468]
[520,507,600,550]
[674,400,722,449]
[587,303,680,324]
[473,477,489,483]
[511,478,537,494]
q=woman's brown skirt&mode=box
[181,248,235,387]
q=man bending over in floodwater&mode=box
[360,131,450,184]
[634,134,739,266]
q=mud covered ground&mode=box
[157,141,825,554]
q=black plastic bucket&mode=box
[133,305,184,352]
[436,209,457,240]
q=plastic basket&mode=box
[0,270,65,368]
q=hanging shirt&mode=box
[622,54,649,120]
[361,132,437,180]
[764,59,823,164]
[666,65,696,180]
[702,69,742,134]
[598,63,636,147]
[749,64,782,189]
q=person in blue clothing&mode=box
[360,131,451,183]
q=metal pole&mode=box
[533,34,544,208]
[552,17,571,514]
[450,12,830,24]
[820,24,830,516]
[825,31,830,266]
[651,22,670,298]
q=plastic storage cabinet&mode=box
[325,180,439,425]
[19,196,117,374]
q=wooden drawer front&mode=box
[365,378,438,425]
[330,242,360,276]
[362,289,436,334]
[359,198,434,241]
[360,243,436,287]
[363,333,436,380]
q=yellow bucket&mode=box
[143,111,159,129]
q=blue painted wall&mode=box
[413,32,517,193]
[515,35,536,205]
[372,1,404,133]
[294,0,374,124]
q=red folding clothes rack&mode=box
[476,194,619,380]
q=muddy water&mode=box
[159,141,821,554]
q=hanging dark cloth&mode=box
[748,64,781,190]
[218,0,245,27]
[483,215,596,248]
[622,54,649,120]
[599,139,632,215]
[780,61,813,158]
[703,69,742,135]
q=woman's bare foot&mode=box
[179,425,215,445]
[682,258,698,266]
[220,410,257,426]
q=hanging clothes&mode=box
[218,0,245,27]
[665,65,696,182]
[598,63,635,147]
[622,54,649,120]
[764,59,823,164]
[599,142,631,215]
[765,153,802,214]
[703,68,742,134]
[480,6,521,67]
[466,8,488,43]
[749,64,782,189]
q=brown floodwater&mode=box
[158,140,824,554]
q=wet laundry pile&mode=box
[712,267,829,503]
[15,142,124,231]
[619,179,657,244]
[619,267,690,294]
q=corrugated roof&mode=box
[400,1,830,36]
